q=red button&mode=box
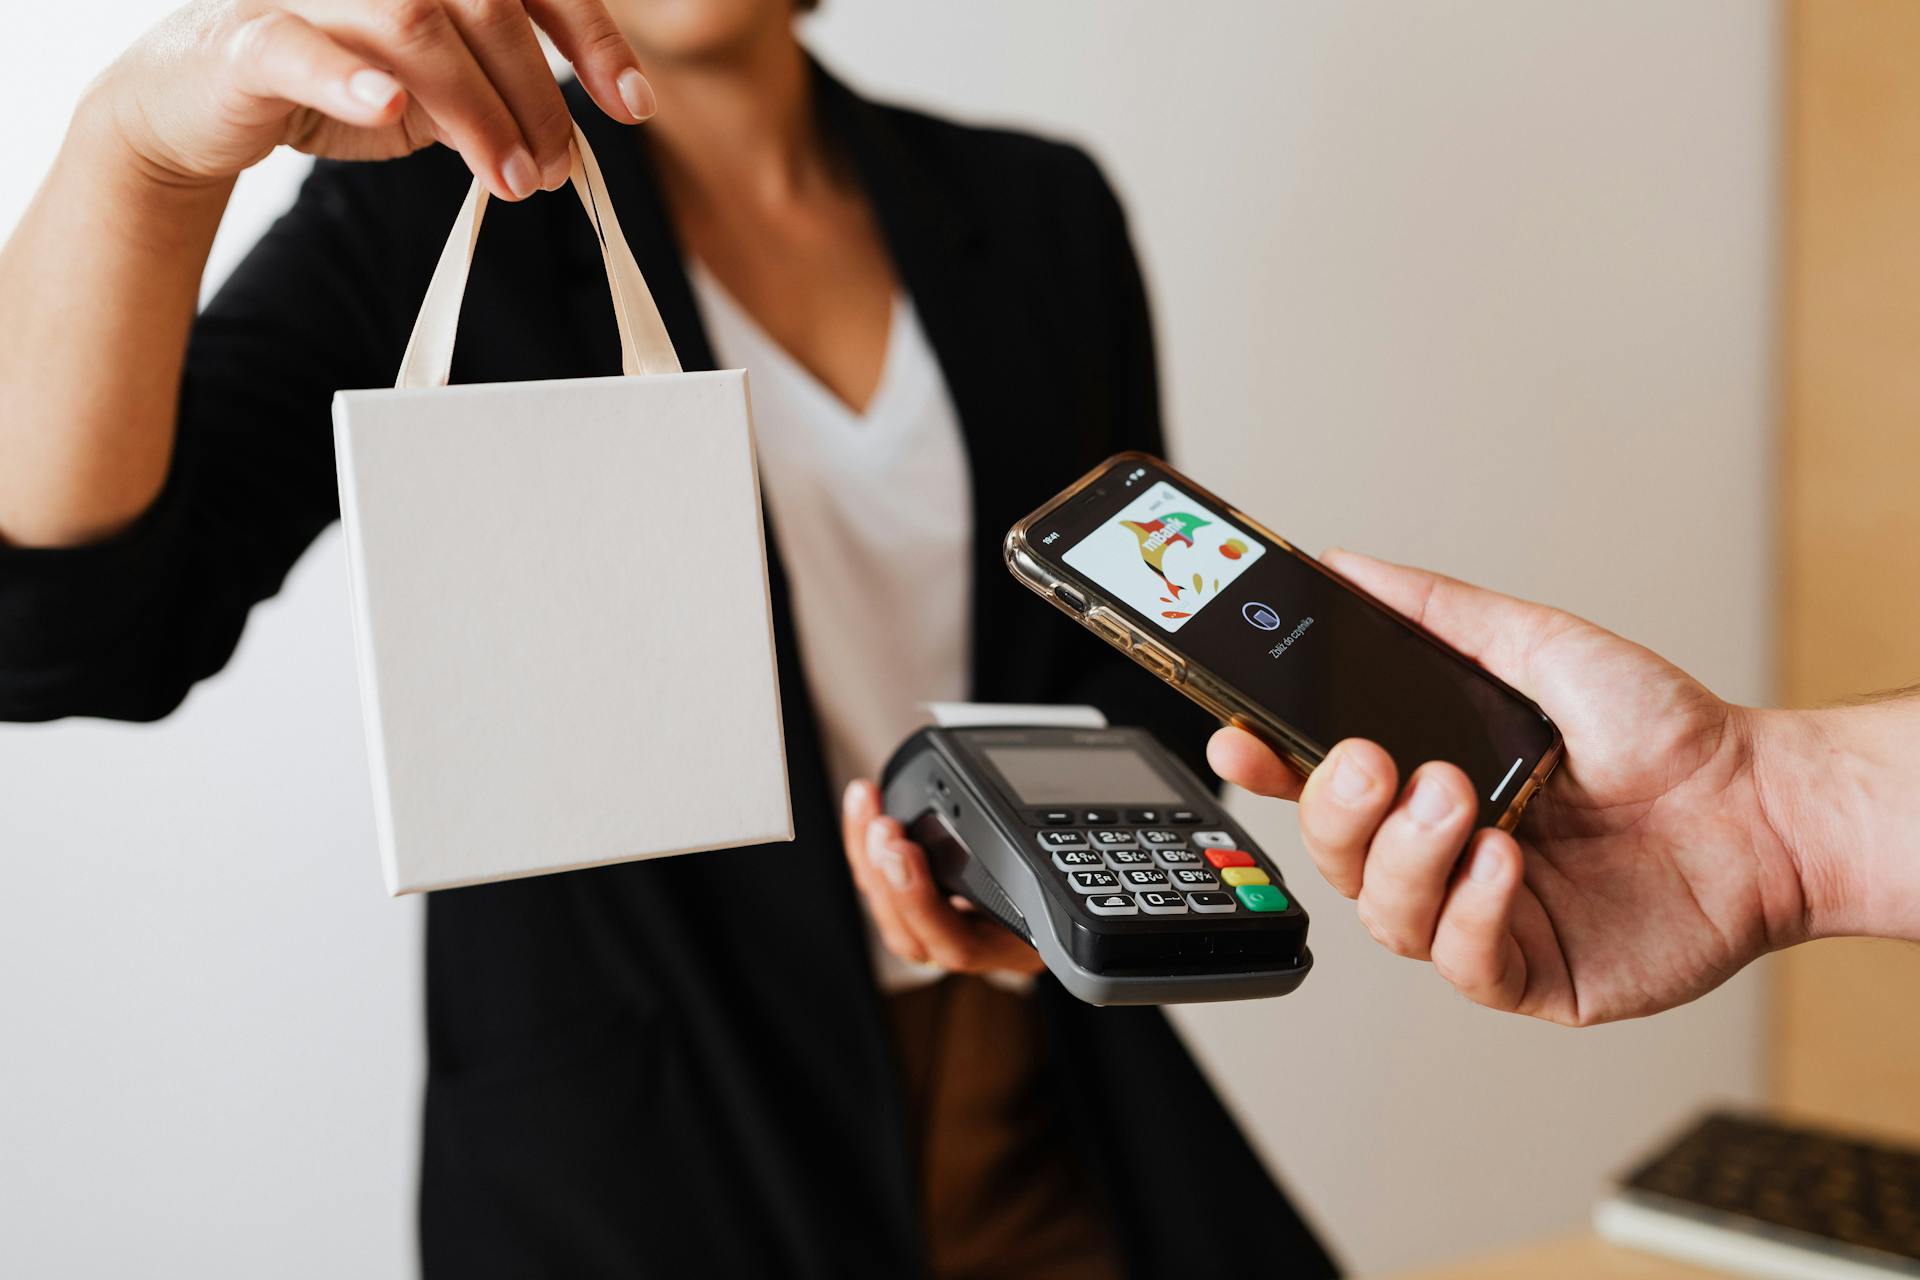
[1204,848,1255,868]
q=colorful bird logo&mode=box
[1119,512,1211,596]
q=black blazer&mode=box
[0,64,1338,1279]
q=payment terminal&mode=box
[881,723,1312,1006]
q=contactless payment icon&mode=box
[1243,602,1281,631]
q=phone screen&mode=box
[1031,460,1557,826]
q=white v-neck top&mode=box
[688,264,976,992]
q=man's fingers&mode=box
[1295,738,1398,898]
[440,0,576,187]
[524,0,655,123]
[1429,829,1528,1010]
[1207,727,1303,801]
[1352,761,1479,960]
[225,11,408,128]
[1320,548,1561,701]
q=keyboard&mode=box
[1600,1111,1920,1276]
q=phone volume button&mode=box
[1136,642,1182,681]
[1052,583,1089,613]
[1087,611,1131,651]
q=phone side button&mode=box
[1088,612,1132,651]
[1135,641,1183,681]
[1052,583,1089,613]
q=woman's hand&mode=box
[95,0,656,200]
[1207,548,1813,1027]
[840,780,1045,978]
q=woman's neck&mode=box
[637,25,831,209]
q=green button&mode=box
[1236,884,1290,912]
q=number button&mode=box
[1192,830,1238,848]
[1138,830,1184,848]
[1068,870,1121,894]
[1119,869,1171,893]
[1203,848,1256,869]
[1086,893,1138,916]
[1187,891,1238,914]
[1170,867,1220,890]
[1038,829,1088,850]
[1104,848,1155,870]
[1090,829,1137,850]
[1153,848,1200,868]
[1137,890,1188,915]
[1052,849,1105,872]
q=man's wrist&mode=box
[1749,702,1920,944]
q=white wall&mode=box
[0,2,1777,1276]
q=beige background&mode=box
[1773,0,1920,1145]
[0,2,1779,1275]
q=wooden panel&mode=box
[1775,0,1920,1141]
[1387,1236,1727,1280]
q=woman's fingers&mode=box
[524,0,655,123]
[948,900,1048,976]
[1206,726,1305,801]
[873,823,1040,974]
[1351,761,1478,960]
[1429,829,1528,1010]
[340,0,539,199]
[863,816,936,964]
[1294,738,1398,898]
[840,782,924,963]
[221,1,650,198]
[840,782,1042,976]
[225,11,408,129]
[840,779,878,866]
[440,0,577,188]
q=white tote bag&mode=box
[332,123,791,895]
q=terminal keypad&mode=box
[1034,824,1292,919]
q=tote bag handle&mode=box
[395,121,681,389]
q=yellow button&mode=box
[1220,866,1270,887]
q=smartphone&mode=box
[1005,452,1561,831]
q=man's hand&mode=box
[1208,549,1812,1026]
[839,780,1045,979]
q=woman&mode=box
[0,1,1338,1275]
